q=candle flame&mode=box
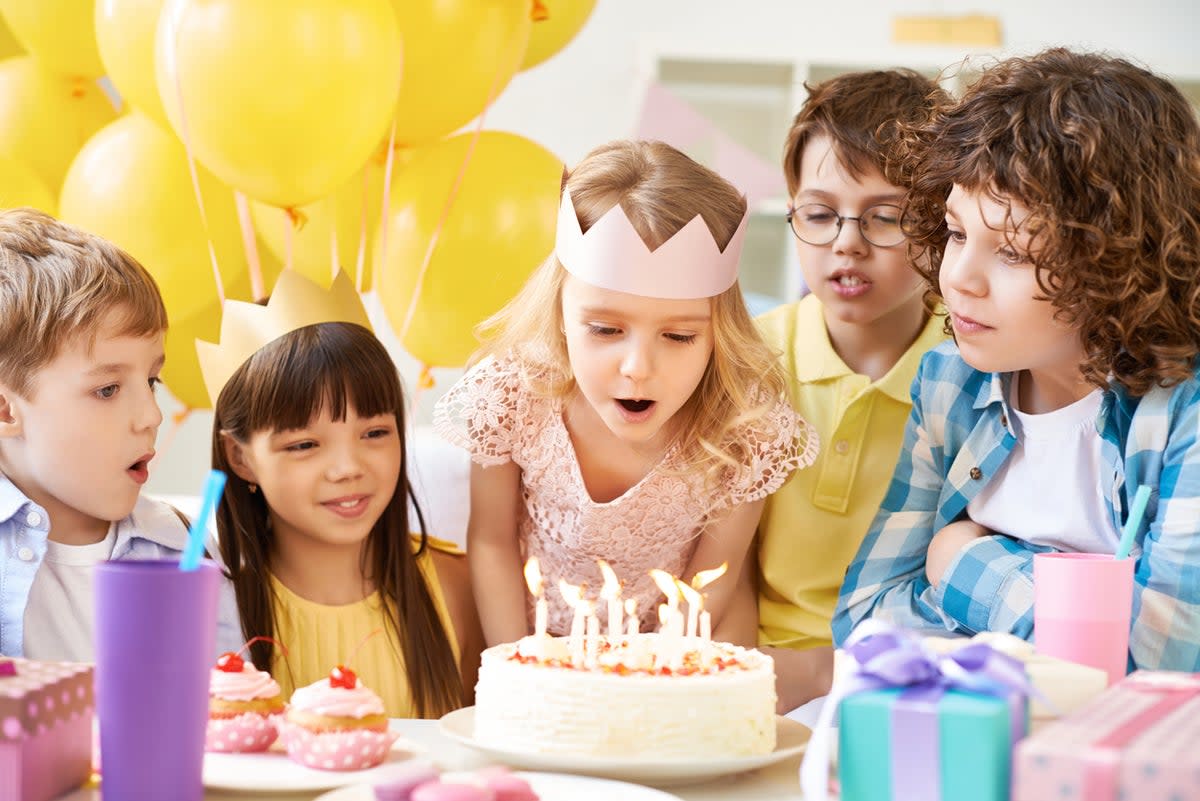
[691,562,729,590]
[677,580,702,607]
[624,597,637,616]
[524,557,543,597]
[597,560,622,600]
[557,578,583,609]
[649,569,681,604]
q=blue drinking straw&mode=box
[179,469,227,571]
[1114,484,1152,560]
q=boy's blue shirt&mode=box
[834,341,1200,672]
[0,474,242,658]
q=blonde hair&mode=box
[0,208,167,398]
[475,140,790,483]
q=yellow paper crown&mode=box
[196,270,373,406]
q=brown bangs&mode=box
[228,322,401,436]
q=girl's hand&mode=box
[925,519,989,586]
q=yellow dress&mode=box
[269,535,461,718]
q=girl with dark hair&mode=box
[205,273,482,718]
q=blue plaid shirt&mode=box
[833,342,1200,671]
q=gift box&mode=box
[801,622,1033,801]
[839,683,1025,801]
[923,632,1109,720]
[1014,670,1200,801]
[0,659,94,801]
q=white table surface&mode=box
[60,715,815,801]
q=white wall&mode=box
[147,0,1200,497]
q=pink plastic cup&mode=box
[1033,552,1134,685]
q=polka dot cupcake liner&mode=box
[275,719,399,771]
[205,711,282,753]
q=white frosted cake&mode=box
[473,633,777,758]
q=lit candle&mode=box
[598,560,623,638]
[650,569,684,670]
[677,580,702,640]
[691,564,726,669]
[558,579,585,667]
[585,604,600,668]
[699,610,714,669]
[524,558,548,660]
[624,598,639,636]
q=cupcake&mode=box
[277,664,399,770]
[205,649,285,753]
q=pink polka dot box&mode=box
[0,658,94,801]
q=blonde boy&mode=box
[0,208,236,660]
[754,71,949,711]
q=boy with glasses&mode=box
[750,70,949,712]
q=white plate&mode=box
[314,770,683,801]
[438,707,810,786]
[202,737,426,793]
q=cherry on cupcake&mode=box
[213,636,286,673]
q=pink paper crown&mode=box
[554,187,748,300]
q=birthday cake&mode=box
[473,633,777,759]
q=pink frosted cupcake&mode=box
[205,649,285,753]
[277,664,399,771]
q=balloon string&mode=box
[355,167,370,291]
[374,118,398,296]
[391,28,526,351]
[233,191,265,301]
[407,363,435,414]
[284,208,295,273]
[157,406,193,462]
[329,190,340,283]
[163,2,225,306]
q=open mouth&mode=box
[618,399,654,413]
[127,454,153,484]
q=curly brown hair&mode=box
[902,48,1200,396]
[782,69,950,197]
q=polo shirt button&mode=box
[969,467,983,480]
[835,440,850,454]
[17,547,34,562]
[1000,413,1008,428]
[25,511,42,528]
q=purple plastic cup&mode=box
[94,560,219,801]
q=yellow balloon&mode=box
[250,156,388,293]
[390,0,531,146]
[95,0,171,128]
[0,56,116,195]
[0,13,23,60]
[375,131,562,367]
[0,0,103,78]
[521,0,596,71]
[0,156,55,214]
[59,113,250,324]
[156,0,401,208]
[161,303,219,410]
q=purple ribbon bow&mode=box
[800,621,1040,801]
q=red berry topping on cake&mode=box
[215,652,245,673]
[329,664,357,689]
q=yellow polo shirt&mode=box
[755,294,947,649]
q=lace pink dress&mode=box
[433,356,818,635]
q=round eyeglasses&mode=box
[786,203,906,248]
